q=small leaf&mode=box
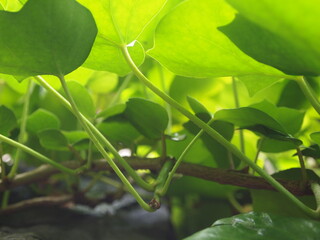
[38,129,68,151]
[0,105,16,136]
[67,81,95,118]
[184,212,320,240]
[187,96,210,116]
[87,71,118,94]
[97,104,126,119]
[27,109,60,134]
[310,132,320,146]
[0,0,97,76]
[97,116,141,148]
[237,75,283,97]
[124,98,168,140]
[62,131,88,145]
[250,100,305,135]
[215,107,284,133]
[298,145,320,159]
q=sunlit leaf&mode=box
[78,0,167,75]
[0,0,97,77]
[148,0,284,78]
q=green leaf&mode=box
[0,0,97,77]
[250,101,305,135]
[223,0,320,76]
[97,116,141,148]
[237,75,283,97]
[215,107,285,133]
[38,129,68,151]
[62,131,88,145]
[148,0,284,78]
[298,144,320,159]
[0,0,26,11]
[87,71,118,94]
[310,132,320,146]
[184,212,320,240]
[67,81,95,118]
[184,120,238,168]
[0,105,16,136]
[215,106,302,147]
[124,98,168,139]
[78,0,167,75]
[27,109,60,134]
[187,96,210,116]
[96,103,126,119]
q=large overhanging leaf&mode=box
[78,0,167,75]
[223,0,320,76]
[184,212,320,240]
[148,0,284,78]
[0,0,97,77]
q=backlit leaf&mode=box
[78,0,167,75]
[148,0,284,78]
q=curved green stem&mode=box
[121,44,320,219]
[58,75,153,212]
[0,134,74,175]
[232,78,245,154]
[34,76,153,191]
[296,147,307,189]
[311,182,320,211]
[295,76,320,115]
[8,80,34,179]
[107,73,132,107]
[160,119,213,196]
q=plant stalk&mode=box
[58,75,154,212]
[295,76,320,115]
[232,78,245,154]
[34,76,153,191]
[8,80,34,179]
[120,44,320,219]
[0,134,74,174]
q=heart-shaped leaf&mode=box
[0,0,97,77]
[77,0,167,75]
[148,0,284,78]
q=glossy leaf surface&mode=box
[184,212,320,240]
